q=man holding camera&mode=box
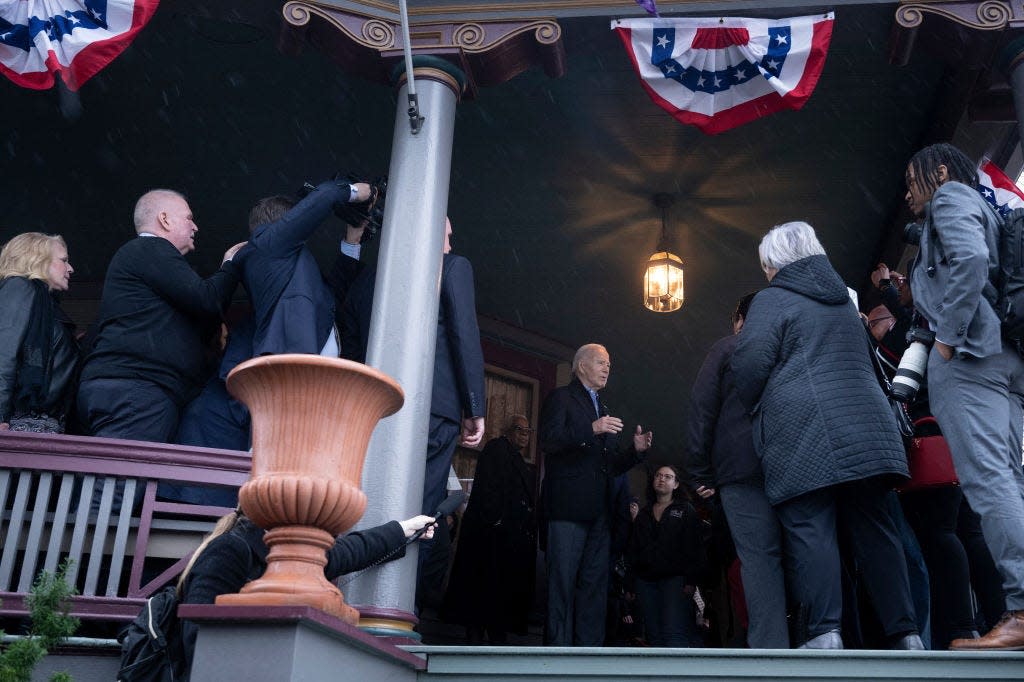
[243,179,376,357]
[905,143,1024,650]
[161,179,377,491]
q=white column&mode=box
[345,61,464,636]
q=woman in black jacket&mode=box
[177,511,435,678]
[0,232,78,433]
[628,465,704,647]
[732,221,920,650]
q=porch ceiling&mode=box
[0,0,1004,456]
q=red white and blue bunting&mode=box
[612,13,834,134]
[977,158,1024,217]
[0,0,159,90]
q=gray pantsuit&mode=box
[928,342,1024,610]
[719,483,790,648]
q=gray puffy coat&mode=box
[732,255,908,505]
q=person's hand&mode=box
[351,182,372,202]
[695,485,716,500]
[622,614,634,624]
[936,340,954,361]
[629,501,639,520]
[399,515,436,540]
[0,423,9,431]
[593,415,623,435]
[460,416,485,447]
[223,241,248,264]
[633,424,653,452]
[871,263,891,288]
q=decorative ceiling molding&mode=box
[282,1,566,92]
[895,0,1016,30]
[300,0,841,22]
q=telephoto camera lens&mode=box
[891,341,929,402]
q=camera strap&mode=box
[866,328,914,439]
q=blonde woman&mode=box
[173,510,436,677]
[0,232,77,433]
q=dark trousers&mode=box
[545,517,609,646]
[719,482,790,648]
[775,477,917,642]
[635,575,701,647]
[901,486,976,647]
[422,415,460,516]
[77,378,180,443]
[175,378,250,451]
[416,416,461,610]
[158,378,248,507]
[958,498,1007,629]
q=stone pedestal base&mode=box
[180,604,425,682]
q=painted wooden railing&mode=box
[0,431,249,622]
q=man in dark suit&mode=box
[167,179,374,455]
[340,217,486,516]
[244,180,372,357]
[539,343,652,646]
[77,189,247,442]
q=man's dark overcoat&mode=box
[539,378,641,522]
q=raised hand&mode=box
[633,424,653,452]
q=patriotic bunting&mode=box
[977,158,1024,217]
[612,13,834,134]
[0,0,160,90]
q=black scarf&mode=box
[8,277,56,412]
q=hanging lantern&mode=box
[643,194,685,313]
[643,250,685,312]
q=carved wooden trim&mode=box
[896,0,1015,30]
[282,1,566,89]
[315,0,724,18]
[285,2,560,55]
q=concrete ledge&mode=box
[181,604,426,682]
[402,646,1024,681]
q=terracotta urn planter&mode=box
[215,354,403,624]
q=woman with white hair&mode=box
[731,222,921,650]
[0,232,78,433]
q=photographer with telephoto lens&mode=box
[905,143,1024,651]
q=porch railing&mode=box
[0,431,249,622]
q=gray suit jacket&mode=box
[910,181,1002,359]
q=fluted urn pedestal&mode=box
[215,354,404,624]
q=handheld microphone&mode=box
[433,490,465,518]
[412,491,466,540]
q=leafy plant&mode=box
[0,560,80,682]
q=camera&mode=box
[299,175,388,243]
[903,221,924,246]
[891,327,935,403]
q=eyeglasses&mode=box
[512,426,534,433]
[868,316,894,329]
[653,473,676,481]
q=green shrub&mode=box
[0,560,80,682]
